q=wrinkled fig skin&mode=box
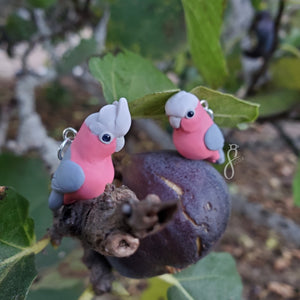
[108,151,231,278]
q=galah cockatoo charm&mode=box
[165,91,225,164]
[48,98,132,210]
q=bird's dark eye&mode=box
[186,110,195,118]
[101,133,111,144]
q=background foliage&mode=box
[0,0,300,299]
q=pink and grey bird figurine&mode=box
[165,91,225,164]
[48,98,132,210]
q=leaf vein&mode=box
[0,238,25,250]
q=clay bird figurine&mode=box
[48,98,132,210]
[165,91,225,164]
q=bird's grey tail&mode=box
[217,149,225,164]
[48,190,63,210]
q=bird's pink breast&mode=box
[173,130,214,160]
[64,123,115,204]
[173,105,220,162]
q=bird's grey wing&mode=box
[204,124,225,151]
[51,160,85,193]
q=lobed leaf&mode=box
[0,187,49,300]
[191,86,259,127]
[181,0,228,88]
[161,252,242,300]
[89,50,176,103]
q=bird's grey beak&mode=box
[169,116,181,129]
[115,137,125,152]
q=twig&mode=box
[272,122,300,156]
[7,71,60,173]
[83,0,91,14]
[93,6,110,52]
[0,103,12,150]
[231,192,300,247]
[245,0,285,96]
[34,9,58,65]
[133,119,175,151]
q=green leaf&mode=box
[89,50,176,103]
[181,0,228,88]
[281,44,300,58]
[248,89,300,117]
[108,0,185,59]
[28,248,85,300]
[31,248,86,291]
[129,90,180,119]
[0,187,49,300]
[27,0,57,9]
[59,38,98,75]
[293,159,300,207]
[191,86,259,127]
[271,58,300,90]
[251,0,261,9]
[28,284,84,300]
[161,252,242,300]
[141,277,171,300]
[5,14,36,43]
[0,153,51,239]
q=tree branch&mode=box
[7,71,60,173]
[0,101,13,151]
[245,0,285,96]
[93,6,110,52]
[231,192,300,247]
[49,184,178,294]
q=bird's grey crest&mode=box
[165,91,199,118]
[86,98,132,137]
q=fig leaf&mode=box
[89,50,176,103]
[181,0,228,88]
[191,86,259,127]
[0,153,50,239]
[0,187,49,300]
[160,252,242,300]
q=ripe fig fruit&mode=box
[108,150,231,278]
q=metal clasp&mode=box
[57,127,77,160]
[200,100,214,120]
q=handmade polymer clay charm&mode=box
[165,91,225,164]
[48,98,132,210]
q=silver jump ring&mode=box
[62,127,77,140]
[200,100,209,110]
[57,127,77,160]
[200,99,214,120]
[57,138,71,160]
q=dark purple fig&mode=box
[108,150,231,278]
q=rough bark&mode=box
[49,184,178,294]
